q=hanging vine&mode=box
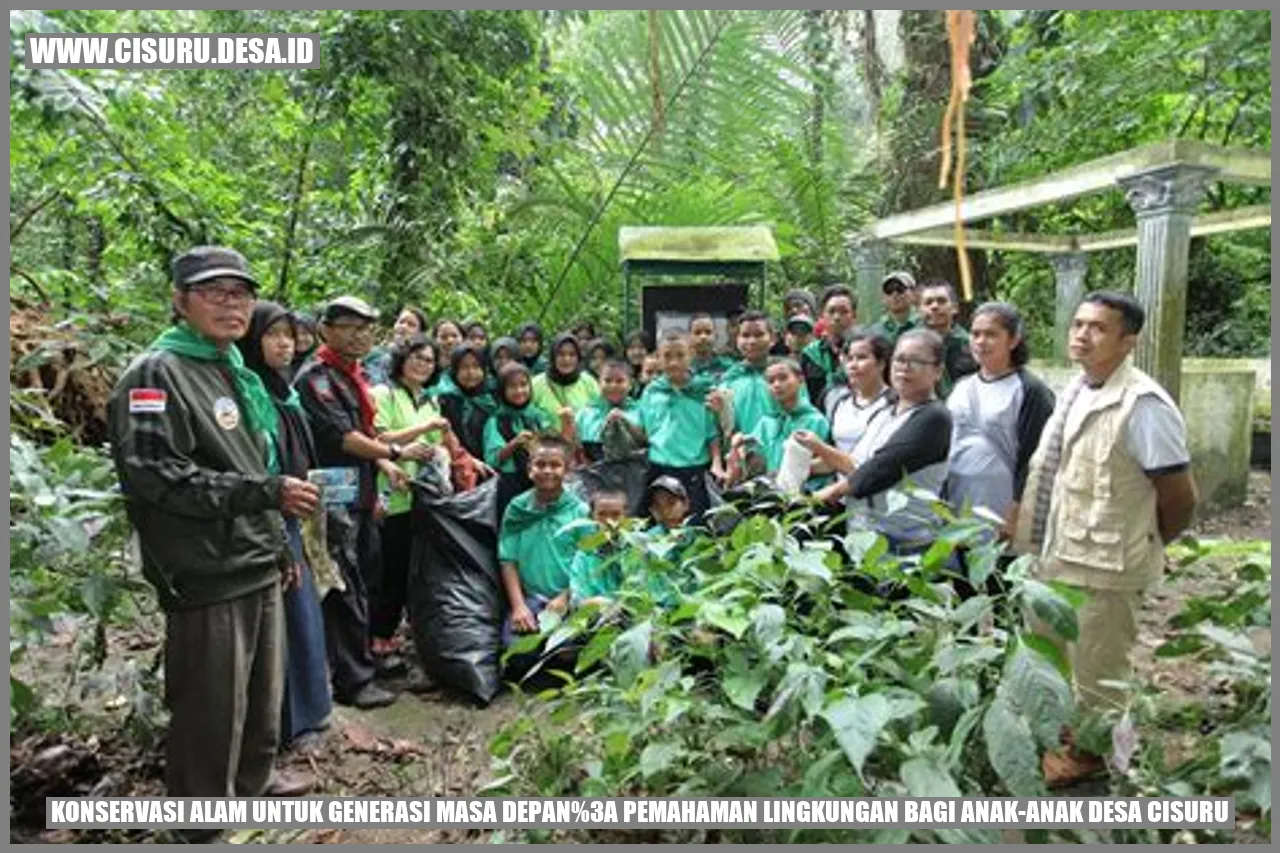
[938,9,976,300]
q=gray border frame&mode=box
[5,5,1276,853]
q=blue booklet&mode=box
[307,467,359,508]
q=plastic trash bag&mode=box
[407,469,503,706]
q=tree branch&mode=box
[66,83,198,242]
[10,188,65,244]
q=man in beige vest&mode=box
[1016,290,1198,786]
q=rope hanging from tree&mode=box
[938,9,976,301]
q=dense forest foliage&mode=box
[10,9,1271,356]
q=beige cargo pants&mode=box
[1028,584,1143,713]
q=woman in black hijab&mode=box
[235,301,332,751]
[435,342,498,461]
[290,311,319,377]
[516,322,547,374]
[529,331,602,432]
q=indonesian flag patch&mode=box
[129,388,167,414]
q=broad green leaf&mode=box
[701,601,750,639]
[638,741,685,779]
[1004,640,1075,750]
[1020,631,1072,681]
[1021,578,1079,642]
[750,603,786,647]
[885,489,909,516]
[983,693,1046,797]
[722,662,767,712]
[822,693,894,778]
[900,755,962,797]
[610,620,652,687]
[575,625,620,673]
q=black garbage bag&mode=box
[572,451,651,516]
[407,470,503,706]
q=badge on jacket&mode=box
[128,388,167,414]
[213,396,241,430]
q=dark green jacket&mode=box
[108,349,287,612]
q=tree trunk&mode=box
[648,10,664,149]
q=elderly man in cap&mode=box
[870,271,921,344]
[295,296,427,708]
[108,246,319,821]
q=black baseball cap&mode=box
[647,475,689,501]
[172,246,259,291]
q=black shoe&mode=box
[375,653,408,678]
[339,682,397,709]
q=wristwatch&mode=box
[387,442,403,461]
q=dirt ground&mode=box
[10,472,1272,844]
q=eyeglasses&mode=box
[190,284,254,306]
[892,355,939,370]
[883,285,911,296]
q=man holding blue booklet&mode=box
[295,295,430,709]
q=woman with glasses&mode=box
[365,305,428,387]
[370,334,456,656]
[814,329,952,554]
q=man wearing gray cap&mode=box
[295,296,427,708]
[108,246,319,819]
[870,271,921,344]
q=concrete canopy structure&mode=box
[848,139,1272,401]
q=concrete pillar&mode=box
[1117,164,1217,402]
[850,239,889,324]
[1049,252,1088,365]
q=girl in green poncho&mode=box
[485,361,554,522]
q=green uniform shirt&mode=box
[498,488,589,599]
[482,405,551,473]
[869,310,921,344]
[575,398,641,444]
[799,338,847,405]
[569,535,624,605]
[747,400,831,474]
[530,372,601,433]
[427,372,459,399]
[371,383,445,516]
[937,326,976,399]
[718,360,774,437]
[692,353,736,383]
[639,375,720,468]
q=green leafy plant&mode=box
[9,434,146,732]
[486,496,1084,843]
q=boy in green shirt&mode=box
[800,283,858,407]
[568,489,631,608]
[727,358,832,493]
[574,359,646,464]
[639,331,724,520]
[689,313,735,382]
[498,435,588,643]
[711,310,782,438]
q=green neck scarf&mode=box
[151,323,279,463]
